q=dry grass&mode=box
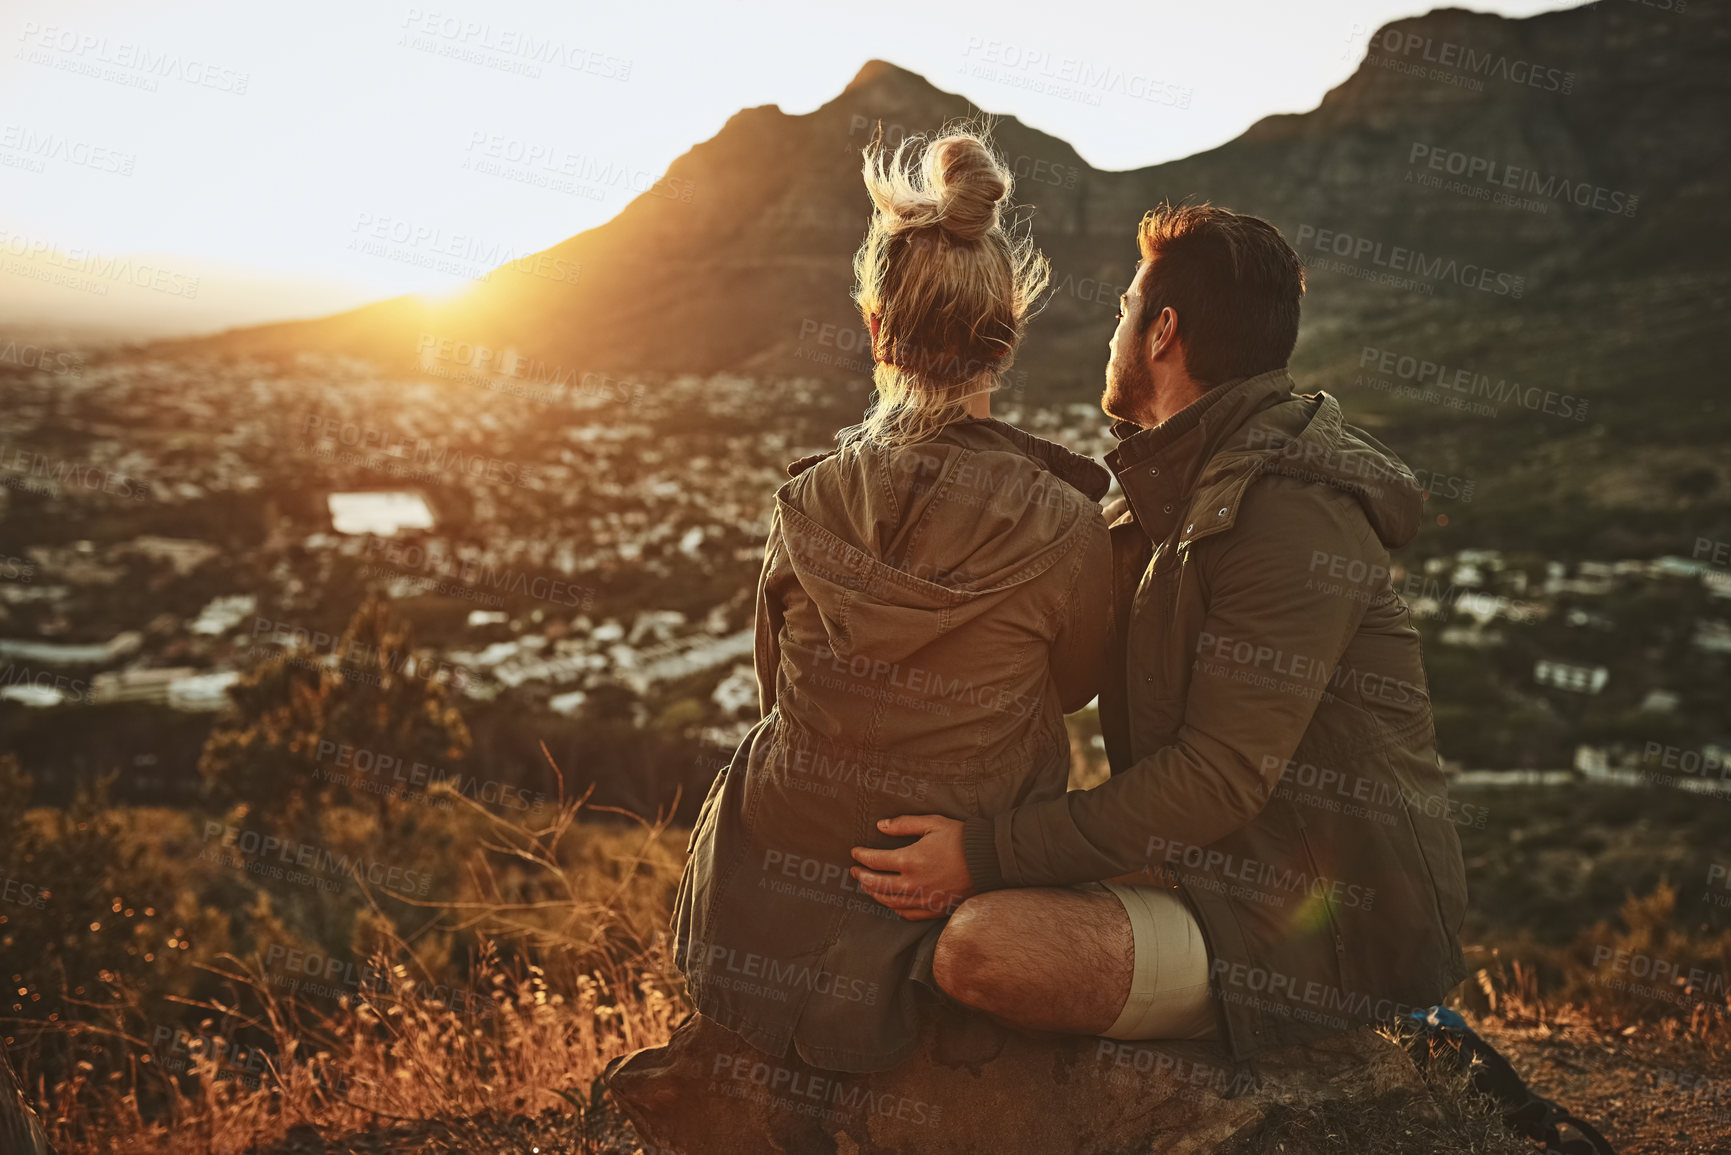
[32,779,691,1155]
[1461,882,1731,1043]
[1223,1056,1534,1155]
[41,957,678,1154]
[18,773,1727,1153]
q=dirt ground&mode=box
[1474,1012,1731,1155]
[241,1013,1729,1154]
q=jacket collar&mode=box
[1104,369,1295,545]
[786,416,1112,504]
[946,416,1112,502]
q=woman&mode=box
[672,124,1113,1073]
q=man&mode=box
[850,204,1469,1059]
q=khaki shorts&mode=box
[1085,881,1217,1041]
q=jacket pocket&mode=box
[687,712,769,852]
[1390,759,1469,943]
[1294,817,1355,997]
[1129,554,1194,741]
[686,763,728,854]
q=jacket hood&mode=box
[1107,371,1423,553]
[1212,389,1424,550]
[776,418,1109,664]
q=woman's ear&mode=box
[868,313,883,362]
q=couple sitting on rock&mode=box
[670,123,1468,1080]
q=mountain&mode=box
[149,0,1731,554]
[152,55,1122,387]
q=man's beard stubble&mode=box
[1102,347,1154,429]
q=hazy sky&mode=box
[2,0,1583,333]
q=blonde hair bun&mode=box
[867,133,1010,242]
[846,121,1051,448]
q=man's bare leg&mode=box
[931,886,1133,1034]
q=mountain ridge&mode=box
[133,1,1731,554]
[149,1,1725,385]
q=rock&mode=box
[0,1047,54,1155]
[603,1008,1436,1155]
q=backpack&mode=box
[1403,1006,1617,1155]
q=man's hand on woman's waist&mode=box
[850,814,975,921]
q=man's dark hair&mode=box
[1135,203,1305,386]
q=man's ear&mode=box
[1147,306,1178,363]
